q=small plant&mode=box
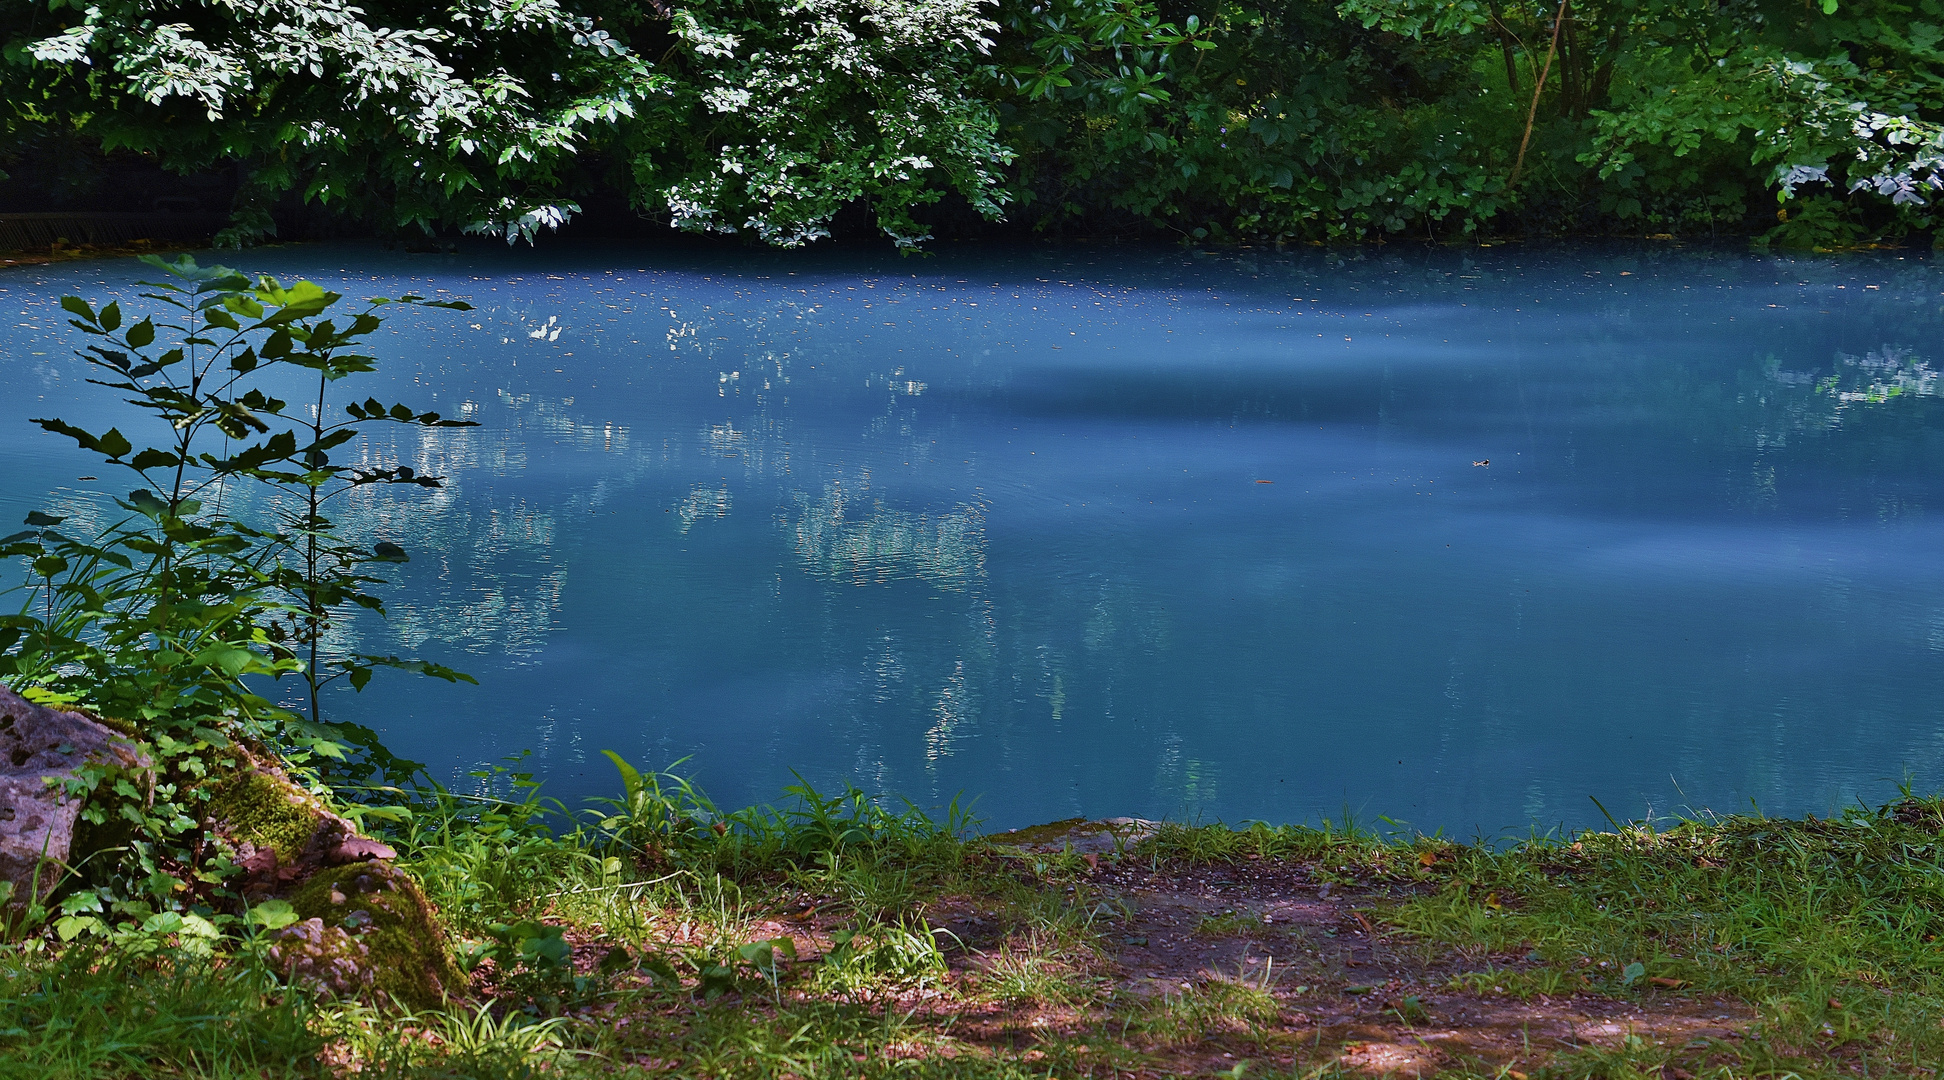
[1130,978,1280,1049]
[692,935,799,1000]
[2,254,476,933]
[1759,195,1867,250]
[819,921,952,992]
[1195,910,1266,937]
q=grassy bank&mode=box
[4,767,1942,1080]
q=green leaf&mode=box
[194,646,256,677]
[528,929,572,967]
[1622,962,1646,987]
[60,296,97,324]
[54,915,102,942]
[737,940,775,968]
[225,294,266,320]
[261,281,340,323]
[34,418,131,460]
[247,899,300,931]
[99,302,121,332]
[59,892,102,917]
[96,428,132,460]
[124,319,155,348]
[370,541,409,563]
[130,448,179,471]
[353,805,411,824]
[24,511,65,527]
[603,749,645,803]
[123,490,169,518]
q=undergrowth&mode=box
[4,763,1944,1078]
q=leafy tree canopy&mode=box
[4,0,1943,246]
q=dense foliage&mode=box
[992,0,1944,244]
[3,0,1944,244]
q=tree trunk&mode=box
[1487,0,1521,94]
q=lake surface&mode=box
[4,241,1942,836]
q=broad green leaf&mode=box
[194,646,257,677]
[247,899,300,930]
[96,428,132,459]
[130,448,178,471]
[55,915,102,942]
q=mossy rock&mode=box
[986,816,1158,854]
[285,861,463,1009]
[206,767,325,865]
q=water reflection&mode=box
[4,244,1944,834]
[790,483,986,589]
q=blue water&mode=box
[4,242,1943,836]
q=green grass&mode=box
[0,948,322,1079]
[6,770,1944,1078]
[1380,800,1944,1077]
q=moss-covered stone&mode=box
[986,816,1158,854]
[286,861,462,1009]
[205,767,324,865]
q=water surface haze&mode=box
[3,241,1941,835]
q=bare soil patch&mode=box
[952,819,1755,1076]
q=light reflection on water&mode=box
[3,243,1944,833]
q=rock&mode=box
[329,836,398,864]
[203,749,395,895]
[203,749,459,1007]
[285,860,463,1007]
[0,684,147,907]
[265,916,375,998]
[985,816,1161,855]
[0,685,455,1007]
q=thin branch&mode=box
[1510,0,1569,188]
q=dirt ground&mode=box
[646,819,1755,1077]
[966,820,1748,1076]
